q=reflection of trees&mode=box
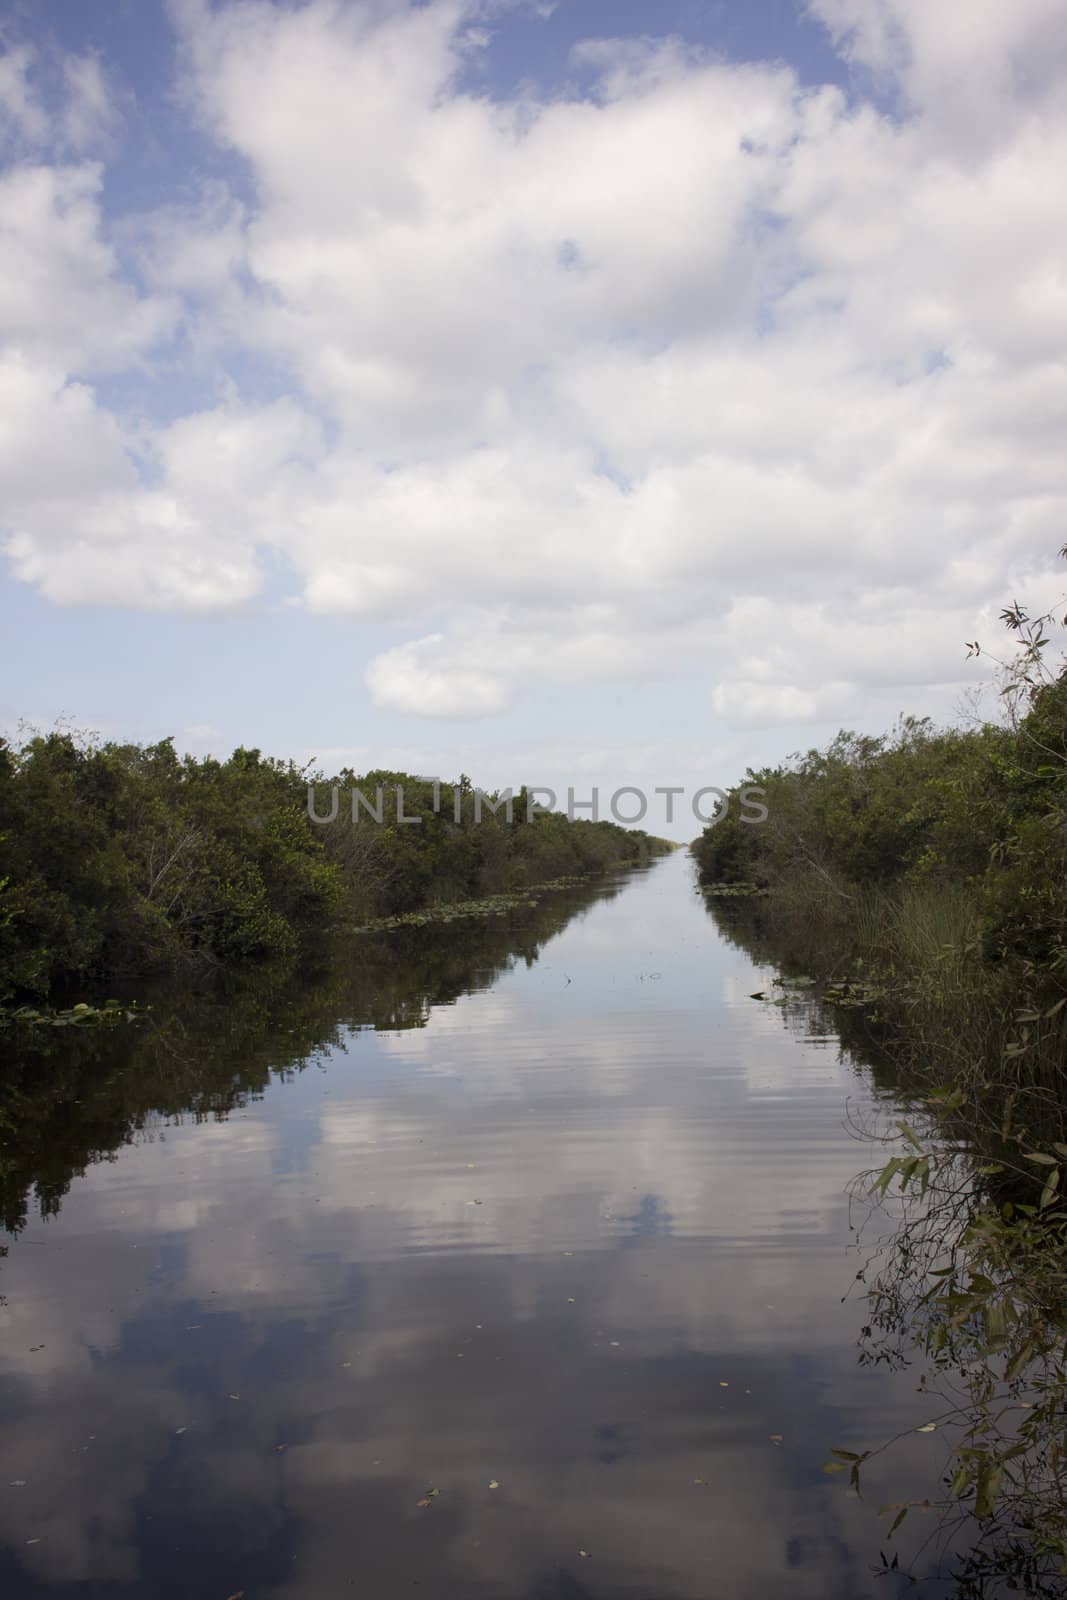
[845,1141,1067,1597]
[706,895,900,1088]
[707,892,1067,1596]
[0,876,625,1237]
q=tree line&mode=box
[0,736,668,1004]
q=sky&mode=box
[2,0,1066,838]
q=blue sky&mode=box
[3,0,1066,835]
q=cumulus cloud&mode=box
[1,1,1065,723]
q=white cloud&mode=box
[0,43,48,146]
[0,41,120,156]
[0,370,305,608]
[366,634,514,718]
[60,53,117,151]
[0,163,173,369]
[2,1,1066,724]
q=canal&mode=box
[1,849,953,1597]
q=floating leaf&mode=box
[769,1435,783,1444]
[488,1480,499,1490]
[578,1550,591,1559]
[417,1498,432,1509]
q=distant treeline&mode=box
[0,734,668,1002]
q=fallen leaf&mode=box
[578,1549,591,1559]
[488,1480,499,1490]
[427,1487,440,1497]
[417,1498,432,1509]
[719,1381,729,1388]
[916,1423,937,1433]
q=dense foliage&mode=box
[695,684,1067,960]
[0,736,666,1003]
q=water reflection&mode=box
[0,875,631,1238]
[2,856,953,1596]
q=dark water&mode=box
[1,853,953,1597]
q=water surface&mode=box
[1,853,948,1597]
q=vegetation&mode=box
[697,554,1067,1591]
[0,735,667,1005]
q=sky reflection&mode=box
[1,856,946,1597]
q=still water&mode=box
[1,852,950,1597]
